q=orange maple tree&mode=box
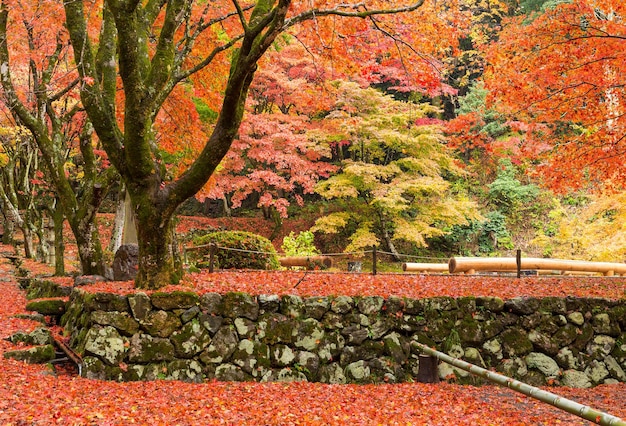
[484,0,626,191]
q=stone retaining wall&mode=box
[60,289,626,388]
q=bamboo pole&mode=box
[448,257,626,276]
[412,342,626,426]
[279,256,332,269]
[402,262,449,273]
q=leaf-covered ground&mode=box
[74,271,626,301]
[1,249,625,424]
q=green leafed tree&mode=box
[312,82,480,257]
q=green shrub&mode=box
[190,231,280,270]
[281,231,320,256]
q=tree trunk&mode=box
[71,215,106,276]
[22,226,34,259]
[52,206,65,276]
[378,212,401,262]
[134,206,180,290]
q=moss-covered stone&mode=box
[215,363,249,381]
[317,332,345,363]
[231,339,271,377]
[294,318,325,351]
[505,297,540,315]
[552,323,580,348]
[234,317,257,339]
[84,326,127,365]
[200,292,222,314]
[528,329,559,356]
[340,325,368,346]
[262,313,295,345]
[280,295,304,318]
[526,352,560,377]
[91,311,140,336]
[83,292,129,313]
[200,326,239,363]
[219,292,259,320]
[303,296,331,319]
[170,319,212,358]
[476,296,505,312]
[180,306,201,323]
[426,312,456,343]
[258,294,280,313]
[357,296,385,315]
[199,313,223,335]
[572,323,595,350]
[26,279,71,300]
[128,333,175,363]
[345,360,371,382]
[81,356,106,380]
[3,344,56,364]
[457,317,483,345]
[330,296,353,314]
[25,298,66,316]
[140,310,182,338]
[383,332,409,364]
[539,297,567,314]
[456,297,477,316]
[151,291,199,310]
[500,328,533,357]
[318,362,346,384]
[165,359,203,382]
[128,293,152,323]
[7,327,52,346]
[591,313,620,337]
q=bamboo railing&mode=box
[278,256,333,269]
[448,257,626,276]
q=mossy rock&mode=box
[4,344,56,364]
[190,230,280,270]
[25,298,66,316]
[82,292,129,313]
[26,279,72,300]
[7,328,52,346]
[151,291,199,310]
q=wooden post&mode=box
[372,246,377,276]
[516,249,521,278]
[416,354,439,383]
[209,243,217,273]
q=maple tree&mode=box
[483,0,626,191]
[0,0,117,276]
[0,125,53,260]
[312,82,480,257]
[205,112,337,232]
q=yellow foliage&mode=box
[345,223,379,254]
[531,192,626,261]
[311,212,351,234]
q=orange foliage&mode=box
[484,0,626,190]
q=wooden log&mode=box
[448,257,626,276]
[402,262,449,273]
[279,256,332,269]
